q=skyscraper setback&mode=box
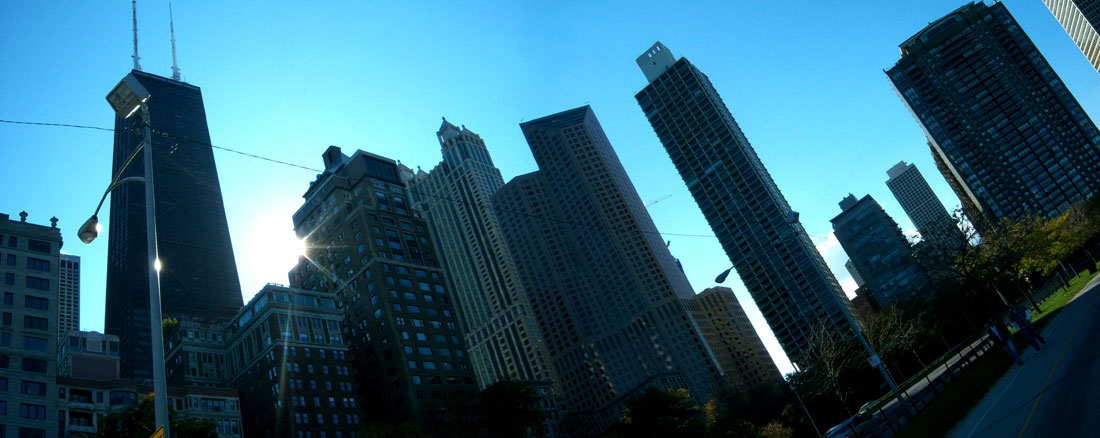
[887,2,1100,231]
[105,70,243,380]
[492,106,722,425]
[634,42,856,364]
[403,120,554,388]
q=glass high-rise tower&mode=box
[887,2,1100,232]
[634,42,856,364]
[105,70,243,380]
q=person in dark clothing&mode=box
[1010,304,1046,351]
[987,318,1023,365]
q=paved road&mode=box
[948,273,1100,437]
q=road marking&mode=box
[1016,292,1096,437]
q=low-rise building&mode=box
[225,284,361,438]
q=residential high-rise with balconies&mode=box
[634,42,857,365]
[887,2,1100,232]
[1043,0,1100,73]
[492,106,723,429]
[289,147,477,426]
[402,119,554,388]
[105,70,243,380]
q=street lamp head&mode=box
[106,74,151,118]
[78,215,101,244]
[715,267,733,284]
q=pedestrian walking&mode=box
[987,318,1023,365]
[1010,304,1046,351]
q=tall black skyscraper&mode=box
[105,70,243,380]
[634,43,856,364]
[888,2,1100,232]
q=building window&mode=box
[22,337,48,352]
[27,240,51,253]
[25,259,49,272]
[3,293,11,305]
[20,381,46,396]
[24,296,48,310]
[22,316,47,331]
[19,403,46,419]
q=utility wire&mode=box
[0,117,718,239]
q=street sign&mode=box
[149,426,164,438]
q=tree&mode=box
[93,394,217,438]
[480,380,547,438]
[604,388,705,438]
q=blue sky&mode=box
[2,1,1098,375]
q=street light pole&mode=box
[91,74,170,437]
[138,103,171,438]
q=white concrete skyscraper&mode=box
[403,119,555,388]
[1043,0,1100,73]
[58,254,80,342]
[885,161,958,244]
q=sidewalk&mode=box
[947,274,1100,437]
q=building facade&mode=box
[402,119,554,388]
[831,195,929,308]
[0,211,62,438]
[164,313,235,388]
[224,284,360,438]
[491,106,723,427]
[684,287,784,389]
[57,377,243,438]
[105,70,243,380]
[1043,0,1100,73]
[289,147,477,426]
[887,2,1100,232]
[634,42,857,364]
[58,254,80,342]
[59,330,120,381]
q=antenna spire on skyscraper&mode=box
[132,0,142,71]
[169,2,180,81]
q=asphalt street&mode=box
[949,273,1100,437]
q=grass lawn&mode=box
[895,350,1013,438]
[895,263,1099,438]
[1031,262,1099,326]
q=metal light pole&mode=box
[85,73,170,437]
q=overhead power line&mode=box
[0,117,718,239]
